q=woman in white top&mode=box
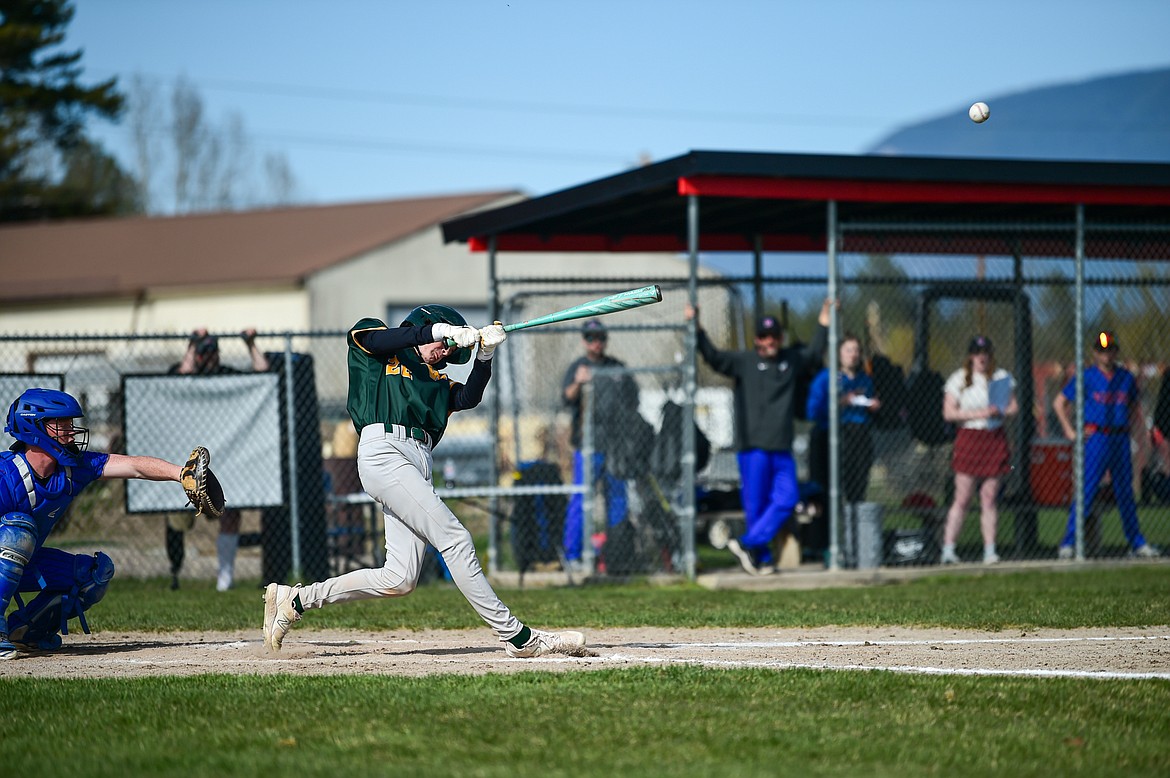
[941,335,1019,564]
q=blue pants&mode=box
[563,450,629,561]
[1061,433,1146,549]
[737,449,799,565]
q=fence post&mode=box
[283,333,302,580]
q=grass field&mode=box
[3,565,1169,777]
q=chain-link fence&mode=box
[4,219,1168,588]
[829,217,1170,568]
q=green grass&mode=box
[3,669,1168,777]
[3,566,1169,777]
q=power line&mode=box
[95,68,889,129]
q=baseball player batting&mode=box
[262,304,588,658]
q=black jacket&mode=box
[696,324,827,452]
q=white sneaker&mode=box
[262,583,302,652]
[1133,544,1162,559]
[1057,545,1074,560]
[941,548,960,565]
[983,552,1000,565]
[727,538,763,575]
[505,628,586,658]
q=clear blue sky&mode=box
[70,0,1170,205]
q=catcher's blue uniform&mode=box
[1,449,115,653]
[1059,365,1147,550]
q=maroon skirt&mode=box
[952,427,1011,478]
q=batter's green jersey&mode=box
[347,317,457,443]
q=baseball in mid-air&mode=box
[969,101,990,123]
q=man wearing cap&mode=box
[685,300,832,574]
[561,319,639,572]
[1053,331,1159,559]
[165,328,271,591]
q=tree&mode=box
[0,0,139,220]
[127,74,298,214]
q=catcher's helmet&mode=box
[5,388,89,466]
[402,304,472,365]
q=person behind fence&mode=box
[260,305,586,658]
[940,335,1019,565]
[686,299,831,575]
[1053,331,1160,560]
[166,327,269,592]
[807,331,881,504]
[560,318,639,573]
[1,388,203,660]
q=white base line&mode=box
[592,655,1170,681]
[632,635,1170,649]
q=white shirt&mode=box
[944,367,1015,431]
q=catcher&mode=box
[0,388,223,660]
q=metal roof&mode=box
[441,151,1170,257]
[0,191,517,304]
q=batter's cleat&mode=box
[262,583,302,652]
[0,634,17,661]
[1057,545,1075,560]
[505,628,587,658]
[727,538,766,575]
[1132,544,1162,559]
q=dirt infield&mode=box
[4,626,1169,680]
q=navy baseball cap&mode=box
[1093,331,1119,351]
[581,319,607,338]
[968,335,994,354]
[756,315,782,338]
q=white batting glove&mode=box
[477,323,507,361]
[432,323,478,348]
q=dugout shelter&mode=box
[441,150,1170,578]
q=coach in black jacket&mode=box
[685,299,831,574]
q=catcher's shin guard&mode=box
[0,513,38,612]
[7,551,115,646]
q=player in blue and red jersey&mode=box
[1052,332,1160,559]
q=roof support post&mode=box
[1072,205,1086,560]
[752,234,764,322]
[827,200,841,571]
[486,234,501,575]
[683,194,700,580]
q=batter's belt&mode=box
[364,422,433,448]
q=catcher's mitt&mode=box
[180,446,225,518]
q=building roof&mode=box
[0,191,517,304]
[440,151,1170,257]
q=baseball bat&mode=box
[445,284,663,345]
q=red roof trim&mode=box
[677,175,1170,205]
[468,234,827,252]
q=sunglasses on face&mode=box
[584,334,607,343]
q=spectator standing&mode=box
[166,328,270,591]
[1053,331,1160,559]
[807,332,881,503]
[940,335,1019,565]
[686,300,831,575]
[560,319,639,573]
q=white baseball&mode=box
[969,101,990,123]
